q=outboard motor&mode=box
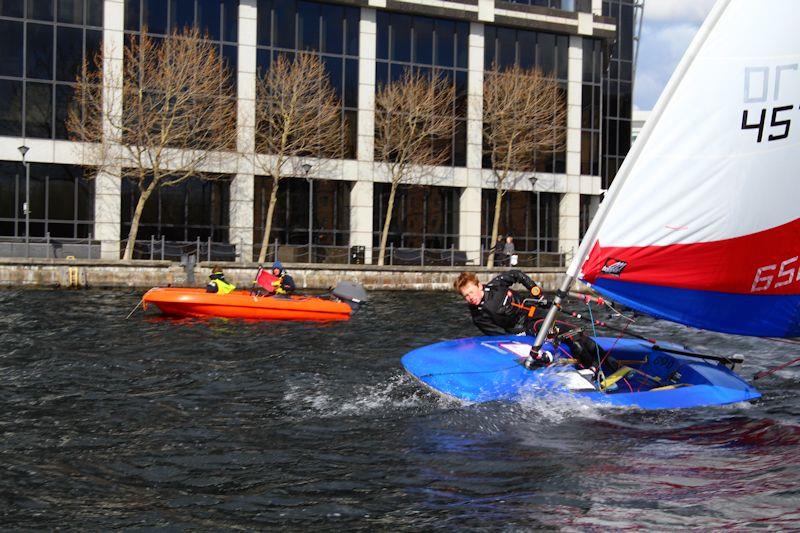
[331,281,368,311]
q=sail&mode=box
[580,0,800,337]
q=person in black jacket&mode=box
[454,270,547,336]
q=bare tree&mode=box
[374,69,455,266]
[68,27,238,261]
[254,53,344,264]
[483,64,566,267]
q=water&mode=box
[2,289,800,529]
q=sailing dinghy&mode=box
[403,0,799,409]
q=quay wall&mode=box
[0,259,568,292]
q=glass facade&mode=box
[256,0,359,158]
[0,0,103,139]
[376,12,468,166]
[121,176,231,243]
[372,184,460,249]
[0,162,94,239]
[581,38,602,176]
[483,25,569,173]
[481,190,559,253]
[253,177,350,254]
[125,0,239,80]
[502,0,592,13]
[602,0,633,189]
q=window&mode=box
[372,184,460,249]
[253,176,351,261]
[0,1,103,139]
[602,0,634,189]
[481,189,559,253]
[581,38,602,176]
[484,26,569,173]
[0,162,94,239]
[125,0,238,80]
[121,176,231,243]
[376,12,468,166]
[256,0,358,158]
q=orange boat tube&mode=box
[142,287,353,321]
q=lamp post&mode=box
[18,145,30,258]
[302,163,313,262]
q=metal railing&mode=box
[122,237,238,262]
[0,233,100,259]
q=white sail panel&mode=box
[597,0,800,249]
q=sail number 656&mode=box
[751,256,799,292]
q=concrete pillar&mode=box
[357,8,376,163]
[350,7,377,264]
[461,22,485,264]
[349,180,373,264]
[559,36,583,255]
[591,0,602,16]
[230,0,257,262]
[95,0,124,260]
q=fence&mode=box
[0,234,100,259]
[122,237,237,262]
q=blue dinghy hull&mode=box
[401,336,761,410]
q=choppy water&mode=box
[1,289,799,529]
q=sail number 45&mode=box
[741,106,794,143]
[751,256,799,292]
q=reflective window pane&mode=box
[0,20,23,77]
[28,0,54,21]
[57,0,83,23]
[27,23,54,79]
[321,3,342,54]
[143,0,167,34]
[54,83,74,139]
[345,7,358,55]
[434,19,453,67]
[170,0,194,31]
[125,0,140,31]
[257,0,271,45]
[223,0,237,42]
[274,0,295,49]
[413,18,433,65]
[0,80,22,135]
[198,0,221,40]
[390,14,410,62]
[26,82,53,138]
[0,1,24,17]
[56,26,83,82]
[87,0,102,26]
[298,1,320,51]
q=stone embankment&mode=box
[0,258,568,292]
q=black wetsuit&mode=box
[469,270,548,336]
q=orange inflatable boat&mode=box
[143,287,355,321]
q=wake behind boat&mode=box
[143,281,367,321]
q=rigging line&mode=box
[586,301,603,387]
[753,355,800,381]
[760,337,800,346]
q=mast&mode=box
[530,0,733,352]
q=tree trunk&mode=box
[487,186,503,268]
[257,177,280,265]
[123,183,156,261]
[377,182,399,266]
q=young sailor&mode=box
[206,266,236,294]
[454,270,546,337]
[270,261,296,295]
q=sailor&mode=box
[206,266,236,294]
[454,270,547,337]
[270,261,296,295]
